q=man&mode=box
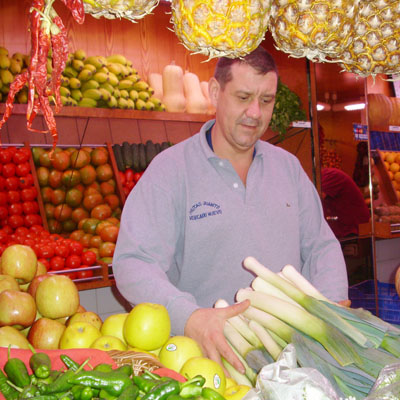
[113,46,348,374]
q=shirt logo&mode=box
[189,201,222,221]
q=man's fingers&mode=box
[221,299,250,319]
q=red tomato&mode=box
[0,229,8,243]
[50,256,65,271]
[65,254,81,269]
[0,149,12,164]
[68,241,83,256]
[2,225,13,235]
[0,207,8,220]
[119,171,126,186]
[55,244,70,258]
[39,244,55,259]
[15,162,31,177]
[30,224,44,234]
[24,214,42,227]
[8,214,24,229]
[63,269,78,280]
[76,268,94,279]
[5,177,20,191]
[0,177,5,191]
[0,193,7,206]
[2,163,15,178]
[23,238,36,247]
[12,149,30,164]
[123,186,130,196]
[21,187,37,202]
[7,147,17,156]
[126,181,135,190]
[7,191,20,204]
[9,203,23,216]
[81,250,97,266]
[22,201,39,215]
[15,226,29,236]
[133,172,142,183]
[125,169,134,182]
[19,174,34,189]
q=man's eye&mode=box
[238,95,248,101]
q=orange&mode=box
[99,225,119,243]
[98,242,115,258]
[53,204,73,222]
[104,194,120,210]
[91,204,112,220]
[89,235,103,248]
[51,151,71,171]
[83,193,103,211]
[96,164,113,182]
[66,188,83,207]
[70,149,90,169]
[390,162,400,173]
[72,207,89,223]
[91,148,109,166]
[69,229,85,241]
[62,170,81,187]
[80,165,97,185]
[100,182,115,196]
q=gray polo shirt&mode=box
[113,120,348,335]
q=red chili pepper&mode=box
[50,14,69,113]
[60,0,85,24]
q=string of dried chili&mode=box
[60,0,85,24]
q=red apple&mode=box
[1,244,37,283]
[28,317,66,350]
[0,274,20,294]
[0,290,37,329]
[35,275,80,319]
[27,274,53,299]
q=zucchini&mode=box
[155,143,161,155]
[138,143,147,171]
[122,141,133,168]
[113,144,125,172]
[131,143,140,172]
[160,141,170,152]
[145,140,157,167]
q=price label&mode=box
[389,125,400,132]
[291,121,311,128]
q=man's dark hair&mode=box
[214,46,278,89]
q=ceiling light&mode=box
[344,102,365,111]
[317,102,331,111]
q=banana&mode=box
[61,76,70,87]
[129,89,139,101]
[70,97,78,106]
[61,95,73,106]
[9,59,22,75]
[0,92,2,102]
[107,72,119,87]
[17,90,28,104]
[126,59,133,68]
[59,86,71,97]
[0,47,8,56]
[135,99,147,110]
[138,91,150,102]
[71,89,83,102]
[84,56,105,70]
[83,88,102,100]
[69,77,82,89]
[0,69,13,85]
[46,58,53,74]
[118,79,133,90]
[82,63,96,73]
[74,49,87,61]
[22,55,30,68]
[126,99,135,110]
[0,79,3,89]
[133,81,149,92]
[72,59,85,72]
[155,103,166,112]
[78,97,97,108]
[81,79,100,92]
[97,67,109,75]
[99,82,114,94]
[113,88,121,99]
[93,72,109,83]
[106,63,122,76]
[148,96,162,108]
[63,66,78,78]
[0,55,10,69]
[11,52,24,64]
[78,68,93,82]
[65,53,74,66]
[147,86,155,96]
[1,85,10,95]
[106,54,127,65]
[117,97,128,109]
[119,65,130,78]
[98,56,108,68]
[99,87,111,101]
[119,89,129,99]
[107,95,118,108]
[126,74,140,84]
[145,101,155,111]
[125,66,134,76]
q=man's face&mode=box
[210,62,278,153]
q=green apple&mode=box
[0,274,20,294]
[67,311,103,330]
[91,335,127,351]
[0,326,30,349]
[59,321,102,349]
[101,313,128,344]
[1,244,37,284]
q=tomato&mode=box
[19,174,34,189]
[23,238,35,247]
[38,258,50,271]
[2,163,15,178]
[81,250,97,266]
[7,147,17,156]
[133,172,142,183]
[0,177,5,191]
[7,191,21,204]
[76,268,94,279]
[0,193,7,206]
[9,203,23,216]
[22,201,39,215]
[12,148,30,164]
[123,186,130,196]
[30,224,44,234]
[39,245,55,259]
[50,256,65,271]
[15,162,31,177]
[118,171,126,186]
[125,169,134,182]
[65,254,81,269]
[24,214,42,227]
[0,206,8,220]
[0,149,12,163]
[5,176,20,191]
[98,241,116,258]
[8,214,24,229]
[0,229,8,243]
[63,268,78,280]
[21,187,37,202]
[55,244,70,258]
[126,181,135,191]
[2,225,13,235]
[68,240,83,255]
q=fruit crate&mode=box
[375,149,400,205]
[349,280,400,325]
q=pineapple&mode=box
[337,0,400,78]
[171,0,271,59]
[82,0,159,22]
[268,0,359,62]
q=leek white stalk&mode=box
[237,289,361,366]
[243,257,371,349]
[248,320,282,360]
[221,357,255,388]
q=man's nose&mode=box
[246,99,261,119]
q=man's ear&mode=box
[208,77,220,109]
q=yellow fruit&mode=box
[91,335,127,351]
[180,357,226,395]
[123,303,171,351]
[159,336,203,373]
[390,162,400,174]
[224,384,251,400]
[225,378,238,390]
[60,321,102,349]
[101,313,128,343]
[68,311,103,330]
[385,152,396,163]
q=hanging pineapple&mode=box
[337,0,400,78]
[82,0,159,22]
[267,0,359,62]
[170,0,271,59]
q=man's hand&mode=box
[339,299,351,307]
[184,300,250,374]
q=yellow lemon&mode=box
[224,384,251,400]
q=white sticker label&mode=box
[166,344,177,352]
[291,121,311,128]
[389,125,400,132]
[213,374,221,389]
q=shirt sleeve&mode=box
[297,166,349,302]
[112,157,200,335]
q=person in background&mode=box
[113,46,349,375]
[321,167,371,238]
